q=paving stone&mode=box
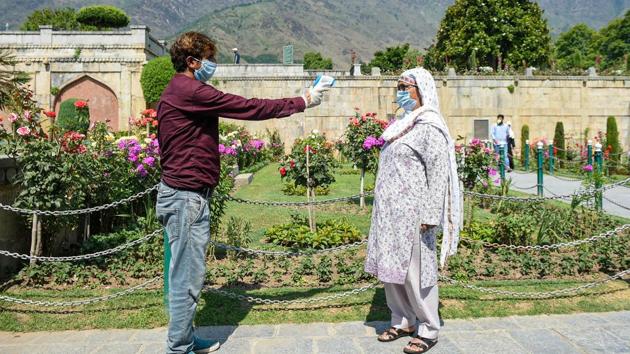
[315,336,362,354]
[460,316,525,331]
[554,327,630,353]
[594,311,630,325]
[439,318,483,332]
[447,330,529,354]
[139,342,165,354]
[229,324,275,338]
[0,332,43,344]
[204,338,253,354]
[84,328,137,343]
[93,343,144,354]
[508,328,581,353]
[195,325,237,339]
[128,328,166,343]
[425,336,464,354]
[509,314,557,329]
[330,321,371,337]
[364,320,390,335]
[276,323,330,337]
[602,325,630,342]
[252,337,313,354]
[552,313,612,329]
[355,336,407,354]
[12,343,93,354]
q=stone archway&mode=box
[54,76,119,130]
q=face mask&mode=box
[192,58,217,82]
[396,91,417,112]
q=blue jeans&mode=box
[156,182,211,354]
[494,143,510,169]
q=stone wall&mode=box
[0,26,166,130]
[213,75,630,152]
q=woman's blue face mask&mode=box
[396,90,417,112]
[191,57,217,82]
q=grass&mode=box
[1,278,628,331]
[1,162,629,332]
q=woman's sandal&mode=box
[377,327,415,342]
[403,336,438,353]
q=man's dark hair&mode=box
[169,32,216,73]
[497,114,504,119]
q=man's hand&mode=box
[303,75,334,109]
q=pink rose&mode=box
[8,113,18,122]
[16,126,31,136]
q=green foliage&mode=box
[427,0,551,71]
[605,116,621,164]
[217,216,252,260]
[50,86,60,96]
[20,8,95,31]
[76,5,130,30]
[339,110,387,173]
[0,51,30,111]
[555,23,599,70]
[264,214,362,249]
[56,98,89,133]
[140,56,176,104]
[281,183,329,196]
[279,132,339,189]
[506,84,515,94]
[303,52,333,70]
[553,122,566,160]
[595,10,630,70]
[456,138,497,190]
[520,124,529,167]
[364,43,414,74]
[265,128,284,161]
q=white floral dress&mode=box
[364,119,450,287]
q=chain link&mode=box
[0,276,161,307]
[439,268,629,299]
[603,196,630,211]
[464,223,629,250]
[0,184,159,216]
[509,183,538,190]
[223,192,373,207]
[0,229,163,262]
[210,239,367,257]
[465,176,630,202]
[204,281,379,305]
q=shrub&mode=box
[456,138,497,190]
[279,132,339,190]
[56,98,90,133]
[140,56,176,105]
[520,124,529,167]
[303,52,333,70]
[605,116,621,165]
[264,214,362,249]
[76,5,130,30]
[281,183,329,196]
[553,121,565,160]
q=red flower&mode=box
[74,100,88,109]
[152,119,158,127]
[289,160,295,168]
[351,118,359,126]
[43,111,56,119]
[279,167,287,177]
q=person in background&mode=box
[506,121,516,170]
[156,31,329,354]
[232,47,240,64]
[491,114,510,171]
[365,68,461,354]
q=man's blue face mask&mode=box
[191,57,217,82]
[396,90,417,112]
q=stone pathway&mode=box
[506,172,630,218]
[1,311,629,353]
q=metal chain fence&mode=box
[0,276,161,307]
[0,184,159,216]
[0,229,163,262]
[210,239,367,257]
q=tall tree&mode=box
[76,5,130,30]
[365,43,411,74]
[595,10,630,70]
[303,52,333,70]
[555,24,599,70]
[427,0,552,71]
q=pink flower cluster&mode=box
[362,136,384,150]
[582,164,593,172]
[245,139,265,152]
[117,137,159,177]
[218,144,237,156]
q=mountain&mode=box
[0,0,628,66]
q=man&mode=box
[491,114,510,171]
[232,47,240,64]
[156,32,329,354]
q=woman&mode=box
[365,68,461,354]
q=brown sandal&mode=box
[403,336,438,353]
[377,327,414,342]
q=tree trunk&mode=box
[306,146,316,232]
[35,216,43,258]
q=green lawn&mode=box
[1,278,628,332]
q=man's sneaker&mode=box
[191,336,221,353]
